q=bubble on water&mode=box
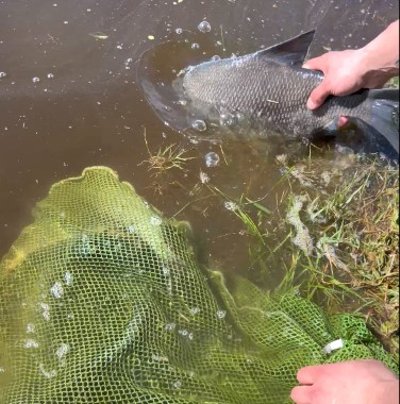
[50,282,64,299]
[178,329,189,337]
[204,152,220,168]
[235,112,246,123]
[192,119,207,132]
[198,20,212,33]
[175,27,183,35]
[39,364,57,379]
[165,323,176,332]
[224,201,238,212]
[162,265,170,276]
[127,225,136,234]
[39,303,50,321]
[216,310,227,319]
[47,73,54,79]
[150,216,162,226]
[124,57,133,70]
[64,271,73,286]
[32,76,40,83]
[56,343,70,359]
[24,339,39,349]
[211,55,221,61]
[173,380,182,389]
[189,137,199,145]
[191,42,200,50]
[0,72,7,79]
[190,307,200,315]
[219,112,236,127]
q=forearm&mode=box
[360,20,399,75]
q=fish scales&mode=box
[183,53,369,137]
[137,30,398,158]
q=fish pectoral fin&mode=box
[255,30,315,67]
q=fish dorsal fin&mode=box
[256,30,315,66]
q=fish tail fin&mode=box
[363,88,399,159]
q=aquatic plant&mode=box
[139,128,195,177]
[205,151,399,359]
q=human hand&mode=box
[303,20,399,111]
[290,359,399,404]
[303,49,373,110]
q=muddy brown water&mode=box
[0,0,398,278]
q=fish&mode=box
[182,30,399,159]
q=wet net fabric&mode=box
[0,167,397,404]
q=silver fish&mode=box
[182,31,399,158]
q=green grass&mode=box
[139,128,195,178]
[209,153,399,359]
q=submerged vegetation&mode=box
[138,128,196,195]
[209,153,399,359]
[140,127,399,360]
[139,129,195,178]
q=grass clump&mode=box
[281,156,398,357]
[139,129,195,178]
[209,152,399,358]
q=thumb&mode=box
[307,79,331,110]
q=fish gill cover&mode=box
[0,167,397,403]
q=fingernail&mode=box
[307,100,317,110]
[338,116,348,127]
[303,63,310,69]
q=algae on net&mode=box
[0,167,397,403]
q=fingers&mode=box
[291,385,313,404]
[303,54,331,110]
[303,55,328,72]
[306,79,332,110]
[292,365,330,403]
[296,365,323,385]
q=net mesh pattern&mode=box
[0,167,397,403]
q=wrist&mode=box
[355,46,398,87]
[360,20,399,72]
[358,45,399,72]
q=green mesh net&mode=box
[0,167,397,403]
